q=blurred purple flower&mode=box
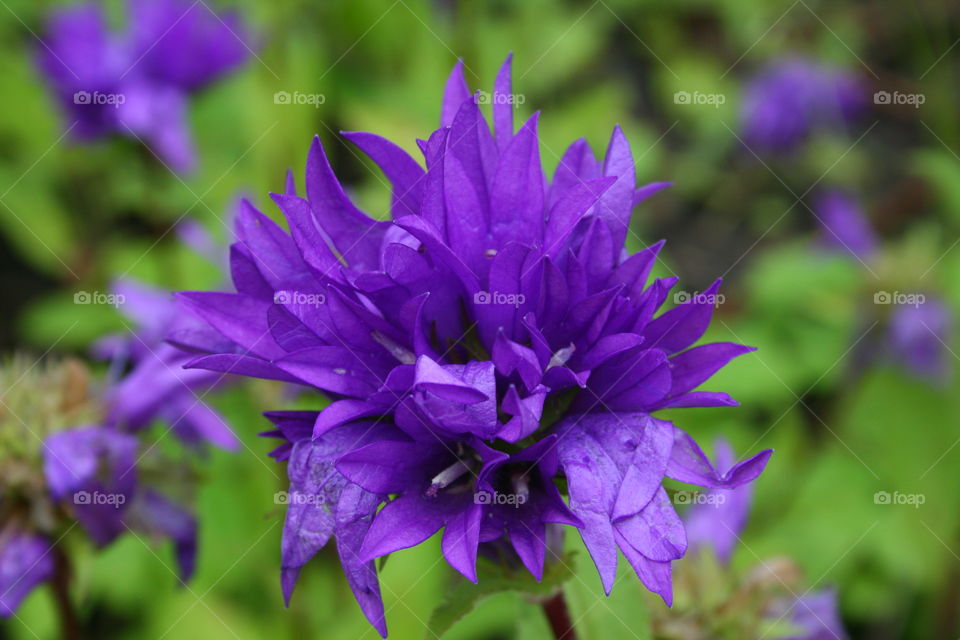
[0,213,240,617]
[888,297,952,382]
[38,0,250,172]
[684,440,754,564]
[103,279,239,450]
[44,426,138,546]
[813,190,877,263]
[180,55,771,636]
[771,588,848,640]
[740,59,863,152]
[682,440,847,640]
[0,534,55,617]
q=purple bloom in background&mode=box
[44,426,138,546]
[179,55,771,636]
[888,298,952,383]
[0,215,239,616]
[38,0,250,172]
[682,440,847,640]
[813,190,877,263]
[684,440,754,564]
[102,278,239,450]
[0,535,55,617]
[771,588,848,640]
[740,59,863,152]
[94,209,240,450]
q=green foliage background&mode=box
[2,0,960,638]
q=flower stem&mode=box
[52,547,80,640]
[541,590,577,640]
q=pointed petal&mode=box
[490,113,544,246]
[359,494,447,561]
[666,427,773,489]
[441,504,483,582]
[493,53,514,149]
[441,59,470,126]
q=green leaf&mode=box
[426,553,576,639]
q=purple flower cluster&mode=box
[740,59,863,152]
[38,0,250,172]
[178,56,772,636]
[1,233,236,617]
[811,190,953,383]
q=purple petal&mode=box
[441,59,470,127]
[359,494,447,562]
[667,342,755,397]
[642,279,723,354]
[441,503,483,582]
[493,53,514,149]
[335,484,387,638]
[490,113,544,246]
[666,427,773,489]
[343,131,424,219]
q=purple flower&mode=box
[179,56,771,635]
[40,422,200,581]
[0,534,55,617]
[813,190,877,263]
[888,297,952,382]
[44,425,138,546]
[38,0,250,172]
[740,59,863,152]
[0,215,238,616]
